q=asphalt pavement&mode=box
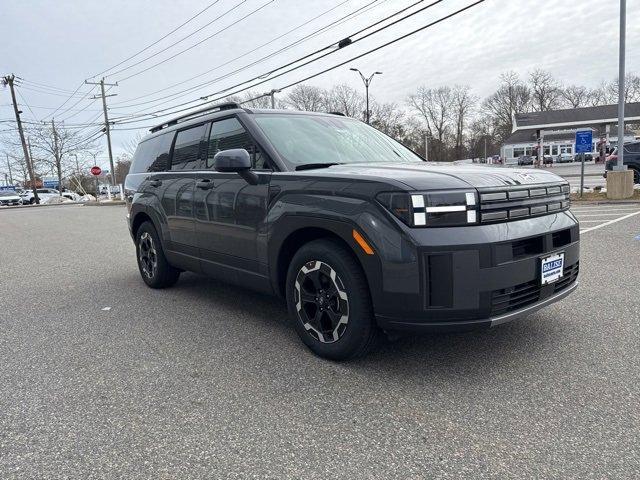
[1,204,639,479]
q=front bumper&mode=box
[373,212,580,332]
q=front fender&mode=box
[266,192,416,311]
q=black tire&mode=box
[135,221,180,289]
[632,168,640,185]
[285,238,379,360]
[29,198,36,204]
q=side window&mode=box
[151,133,173,171]
[171,124,206,170]
[130,134,171,173]
[206,117,269,170]
[625,143,640,153]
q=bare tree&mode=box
[561,85,589,108]
[482,72,532,141]
[408,86,455,160]
[450,85,476,159]
[606,73,640,103]
[123,132,144,157]
[224,91,274,109]
[114,154,132,184]
[31,123,99,194]
[284,85,326,112]
[529,69,562,111]
[369,101,406,138]
[323,84,365,119]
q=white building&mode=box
[501,102,639,162]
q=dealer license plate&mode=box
[541,252,564,285]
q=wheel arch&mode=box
[270,220,382,300]
[131,211,154,239]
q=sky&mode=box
[1,0,639,171]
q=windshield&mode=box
[253,114,423,168]
[0,191,17,197]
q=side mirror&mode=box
[213,149,258,185]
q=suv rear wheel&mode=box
[286,239,379,360]
[135,221,180,289]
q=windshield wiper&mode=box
[295,162,343,171]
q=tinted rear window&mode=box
[130,133,173,174]
[172,124,206,170]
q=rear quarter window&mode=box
[130,133,173,174]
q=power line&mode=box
[40,81,88,121]
[92,0,224,79]
[117,0,486,129]
[113,0,447,124]
[114,0,276,83]
[110,0,379,110]
[13,83,90,98]
[106,0,246,79]
[15,88,39,121]
[0,103,103,112]
[15,77,90,95]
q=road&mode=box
[1,205,639,479]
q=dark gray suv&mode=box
[125,103,579,359]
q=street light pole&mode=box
[616,0,626,170]
[350,68,382,124]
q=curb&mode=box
[0,202,84,210]
[83,201,126,206]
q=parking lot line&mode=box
[571,208,640,213]
[580,210,640,234]
[574,213,639,217]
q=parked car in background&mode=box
[556,153,574,163]
[604,141,640,184]
[517,155,534,166]
[543,155,554,165]
[0,191,25,206]
[19,188,78,204]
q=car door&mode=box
[194,116,272,287]
[156,123,207,269]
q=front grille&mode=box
[478,183,570,223]
[490,261,579,317]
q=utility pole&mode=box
[51,119,62,195]
[616,0,626,170]
[350,68,382,124]
[6,153,13,185]
[268,89,280,109]
[424,134,429,162]
[483,137,487,161]
[2,74,39,204]
[86,78,118,185]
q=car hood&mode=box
[311,162,566,190]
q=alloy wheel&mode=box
[294,260,349,343]
[138,232,157,279]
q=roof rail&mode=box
[149,102,241,133]
[328,111,346,116]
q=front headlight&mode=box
[377,190,478,227]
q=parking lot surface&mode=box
[1,205,638,479]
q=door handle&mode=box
[148,179,162,187]
[196,179,214,190]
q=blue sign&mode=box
[575,130,593,154]
[43,180,59,188]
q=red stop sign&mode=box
[90,166,102,176]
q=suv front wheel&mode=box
[286,239,379,360]
[135,221,180,289]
